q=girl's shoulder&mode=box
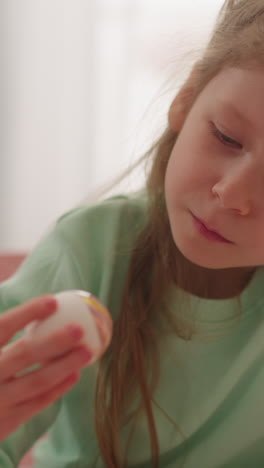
[56,190,149,241]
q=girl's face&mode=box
[165,67,264,269]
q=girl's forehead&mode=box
[207,66,264,89]
[193,67,264,137]
[201,67,264,106]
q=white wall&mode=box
[0,0,223,251]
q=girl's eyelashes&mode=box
[210,122,243,149]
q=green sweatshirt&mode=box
[0,193,264,468]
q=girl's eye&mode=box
[211,123,243,149]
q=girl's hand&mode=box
[0,295,92,441]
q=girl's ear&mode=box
[168,64,200,132]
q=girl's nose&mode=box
[211,163,258,216]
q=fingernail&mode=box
[45,297,57,310]
[79,348,93,363]
[67,325,83,340]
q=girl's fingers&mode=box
[0,346,92,407]
[0,296,57,347]
[0,372,80,440]
[0,324,84,383]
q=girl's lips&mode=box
[191,213,233,244]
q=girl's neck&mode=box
[175,252,256,300]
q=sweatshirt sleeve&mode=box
[0,194,144,465]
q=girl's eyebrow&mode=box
[216,100,253,129]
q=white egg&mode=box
[25,290,112,365]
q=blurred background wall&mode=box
[0,0,223,251]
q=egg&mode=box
[25,290,113,365]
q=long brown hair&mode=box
[95,1,264,466]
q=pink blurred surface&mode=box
[0,253,26,282]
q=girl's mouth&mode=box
[191,214,233,244]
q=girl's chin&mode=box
[175,240,237,270]
[183,253,225,269]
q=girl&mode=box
[1,0,264,466]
